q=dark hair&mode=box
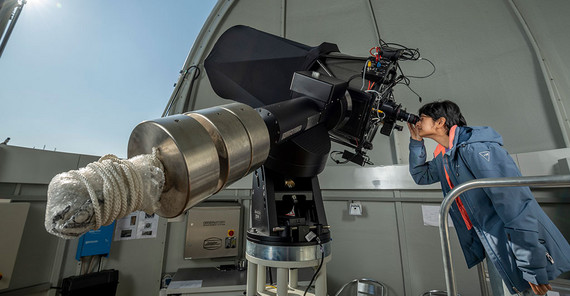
[418,100,466,134]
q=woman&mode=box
[407,100,570,295]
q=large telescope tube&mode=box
[128,102,270,218]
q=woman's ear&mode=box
[436,117,447,128]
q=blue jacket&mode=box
[409,125,570,294]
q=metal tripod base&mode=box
[245,240,332,296]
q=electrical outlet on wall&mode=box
[349,201,363,216]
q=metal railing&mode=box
[438,174,570,296]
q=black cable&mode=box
[181,65,201,112]
[395,64,424,103]
[400,48,421,60]
[268,267,273,286]
[330,151,350,164]
[381,42,421,61]
[405,83,423,103]
[330,148,367,165]
[348,73,363,83]
[303,238,325,296]
[381,40,420,61]
[404,57,436,78]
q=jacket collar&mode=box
[448,125,458,150]
[434,125,459,157]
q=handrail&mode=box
[439,174,570,296]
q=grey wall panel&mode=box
[285,0,378,52]
[515,148,570,176]
[59,239,79,286]
[513,0,570,139]
[0,146,81,184]
[76,154,100,167]
[219,0,282,37]
[102,217,168,296]
[0,146,99,184]
[0,203,29,290]
[0,183,17,195]
[400,202,482,296]
[0,146,102,293]
[324,200,405,296]
[9,203,62,290]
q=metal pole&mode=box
[246,261,257,296]
[289,268,298,289]
[256,264,266,293]
[439,174,570,296]
[315,263,327,296]
[277,268,288,296]
[0,1,26,59]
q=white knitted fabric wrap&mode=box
[45,151,164,239]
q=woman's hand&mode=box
[529,282,552,295]
[408,122,422,141]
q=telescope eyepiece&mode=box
[379,100,419,125]
[398,111,419,124]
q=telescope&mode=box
[128,26,420,295]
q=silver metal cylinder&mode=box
[256,264,266,293]
[277,268,288,296]
[246,240,332,262]
[246,261,258,296]
[128,102,270,218]
[289,268,298,289]
[315,263,327,296]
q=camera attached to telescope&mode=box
[281,67,419,166]
[270,45,420,166]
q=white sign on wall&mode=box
[114,211,159,241]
